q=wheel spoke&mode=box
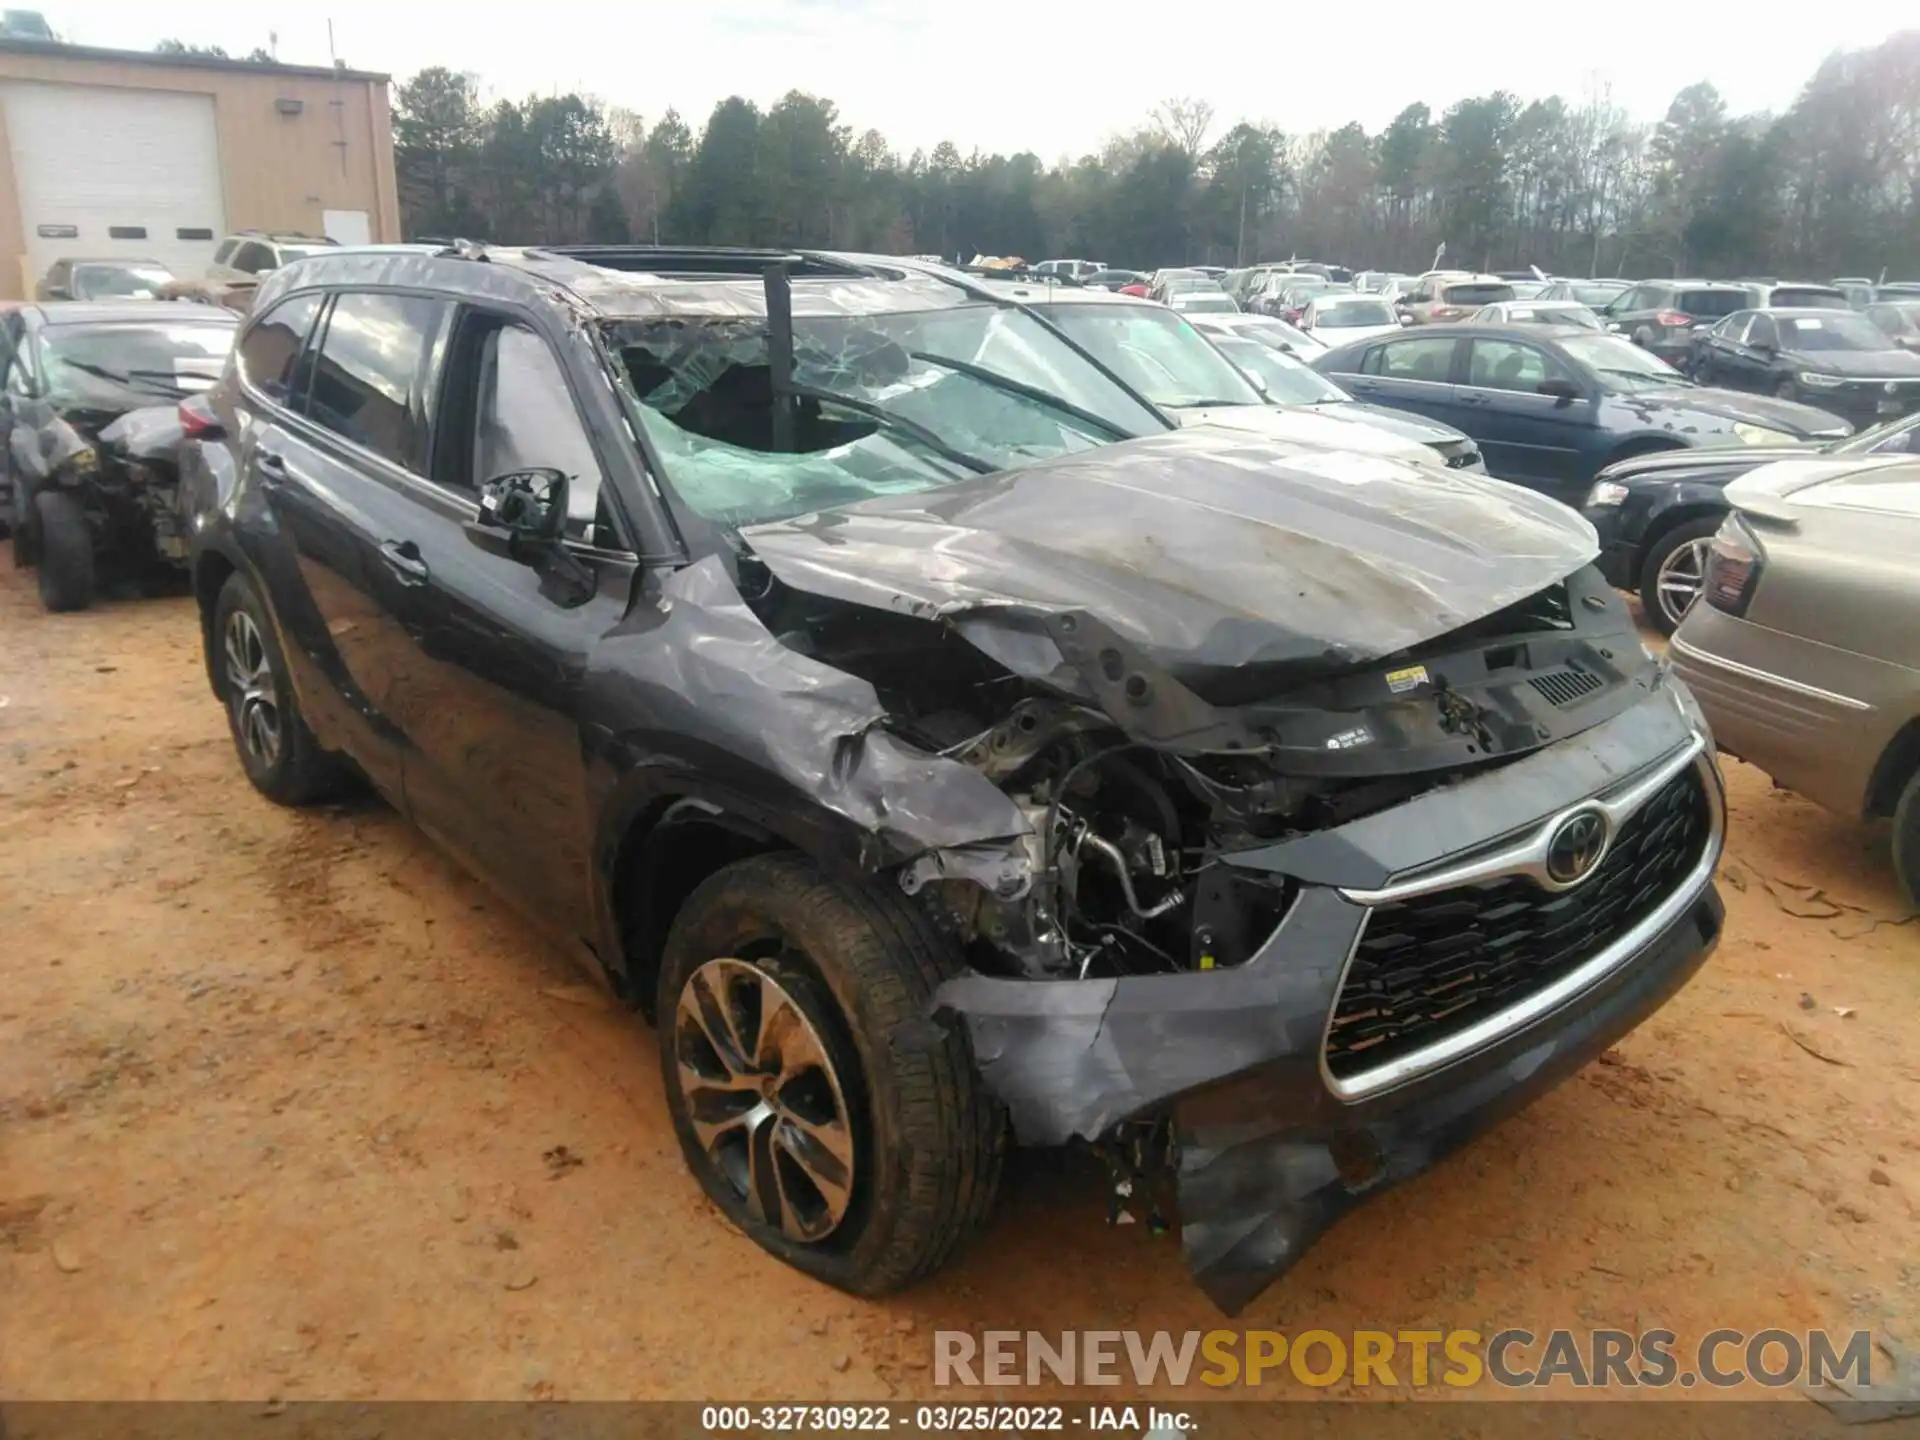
[675,954,859,1244]
[682,966,754,1078]
[779,1109,855,1195]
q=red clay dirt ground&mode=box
[1,561,1916,1406]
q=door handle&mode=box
[379,539,430,585]
[256,449,287,486]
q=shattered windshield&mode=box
[1043,304,1263,408]
[41,323,235,407]
[607,298,1167,527]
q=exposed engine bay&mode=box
[743,552,1657,983]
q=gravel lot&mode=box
[1,561,1916,1403]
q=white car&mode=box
[1167,291,1241,315]
[1185,310,1328,358]
[972,280,1478,470]
[1299,293,1403,344]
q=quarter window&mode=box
[305,291,449,473]
[237,293,323,406]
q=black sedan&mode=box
[1581,408,1920,633]
[1308,323,1852,506]
[1687,307,1920,428]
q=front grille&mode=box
[1325,765,1710,1081]
[1529,669,1605,707]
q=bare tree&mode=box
[1152,97,1216,159]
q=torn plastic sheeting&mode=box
[742,426,1599,674]
[98,406,185,464]
[591,555,1033,867]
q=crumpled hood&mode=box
[1622,386,1851,437]
[1168,403,1434,461]
[741,426,1597,675]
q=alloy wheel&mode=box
[674,955,856,1243]
[223,609,283,769]
[1656,536,1712,629]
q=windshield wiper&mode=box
[57,359,191,398]
[785,383,996,476]
[907,350,1137,442]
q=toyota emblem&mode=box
[1545,810,1610,886]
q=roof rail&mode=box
[533,245,879,279]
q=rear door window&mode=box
[238,292,324,407]
[305,290,451,473]
[1369,336,1459,381]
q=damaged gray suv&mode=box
[182,245,1726,1313]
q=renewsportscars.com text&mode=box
[933,1328,1875,1390]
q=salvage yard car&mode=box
[1310,323,1852,504]
[182,244,1726,1314]
[1582,409,1920,635]
[974,277,1485,470]
[1685,308,1920,426]
[1670,455,1920,903]
[2,301,236,610]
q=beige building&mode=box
[0,38,400,300]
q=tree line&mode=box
[384,30,1920,278]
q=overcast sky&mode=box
[48,0,1917,158]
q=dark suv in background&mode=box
[1605,281,1752,366]
[178,244,1726,1315]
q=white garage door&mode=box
[3,82,228,286]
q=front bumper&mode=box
[1780,385,1919,429]
[936,687,1724,1312]
[1580,504,1640,587]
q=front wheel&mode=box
[1638,514,1724,637]
[658,853,1004,1295]
[33,489,95,612]
[212,572,347,805]
[1774,378,1798,402]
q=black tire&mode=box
[1636,513,1723,637]
[33,489,94,612]
[10,482,37,568]
[212,571,346,805]
[1893,770,1920,910]
[1774,378,1798,401]
[657,852,1004,1296]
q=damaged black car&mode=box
[181,246,1726,1313]
[2,301,237,611]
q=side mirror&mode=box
[1398,313,1413,326]
[467,466,569,560]
[1752,341,1777,357]
[44,285,70,300]
[1607,322,1624,334]
[1537,377,1582,405]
